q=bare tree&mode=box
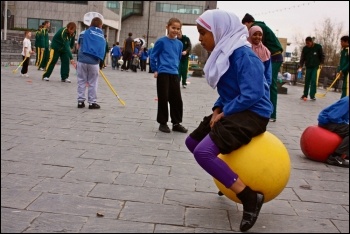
[192,43,208,64]
[293,17,346,66]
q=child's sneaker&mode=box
[326,155,349,168]
[89,103,100,109]
[61,79,71,83]
[159,124,171,133]
[172,124,188,133]
[77,102,85,108]
[43,77,49,81]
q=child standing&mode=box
[185,9,272,232]
[150,18,188,133]
[248,25,272,86]
[140,47,148,71]
[76,17,106,109]
[111,42,122,70]
[21,31,34,77]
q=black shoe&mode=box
[77,102,85,108]
[159,124,171,133]
[89,103,100,109]
[172,124,188,133]
[300,95,307,100]
[326,155,349,168]
[240,192,264,232]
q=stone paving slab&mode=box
[1,64,349,233]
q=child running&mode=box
[150,18,188,133]
[185,9,273,232]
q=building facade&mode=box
[1,1,217,49]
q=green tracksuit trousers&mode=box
[42,48,71,80]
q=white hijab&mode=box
[196,9,251,89]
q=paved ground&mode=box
[1,64,349,233]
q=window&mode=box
[27,18,62,33]
[156,3,202,15]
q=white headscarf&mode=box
[196,9,251,89]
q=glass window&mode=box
[107,1,118,9]
[170,4,177,13]
[28,18,40,31]
[156,3,202,15]
[50,20,63,34]
[27,18,62,33]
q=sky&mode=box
[182,1,349,52]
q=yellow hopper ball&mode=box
[214,131,290,203]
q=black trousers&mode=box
[156,73,183,125]
[20,56,30,74]
[319,123,349,156]
[190,110,269,154]
[122,51,132,70]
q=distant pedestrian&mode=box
[111,42,122,70]
[34,25,43,67]
[177,30,192,88]
[121,32,135,71]
[38,20,50,71]
[140,47,149,71]
[148,43,154,73]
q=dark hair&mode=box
[90,17,103,27]
[340,36,349,42]
[305,36,313,42]
[128,32,133,37]
[242,13,255,24]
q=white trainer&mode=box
[62,79,71,83]
[43,77,49,81]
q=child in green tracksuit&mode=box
[298,36,325,100]
[34,25,43,66]
[177,30,192,88]
[38,21,50,70]
[42,22,77,82]
[338,36,349,98]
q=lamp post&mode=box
[4,1,8,40]
[146,1,151,47]
[117,1,123,43]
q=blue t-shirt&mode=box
[111,46,122,57]
[150,36,183,75]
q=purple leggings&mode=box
[185,134,238,188]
